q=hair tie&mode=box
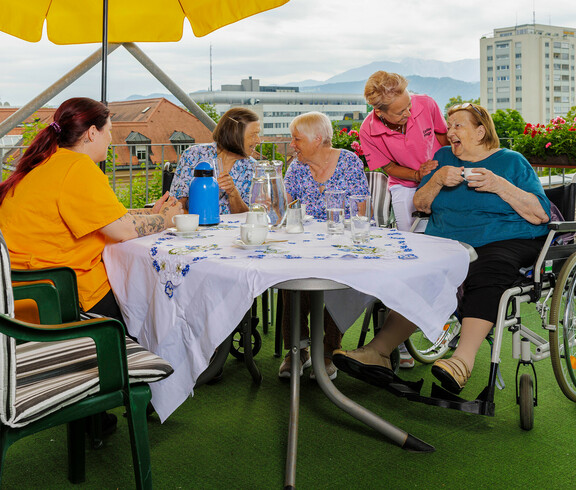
[50,121,61,133]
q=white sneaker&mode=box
[398,342,415,369]
[278,349,312,378]
[310,358,338,381]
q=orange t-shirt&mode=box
[0,148,127,310]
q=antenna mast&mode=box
[209,44,213,92]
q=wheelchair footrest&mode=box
[381,376,496,417]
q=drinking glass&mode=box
[325,190,345,235]
[349,195,371,244]
[212,156,225,197]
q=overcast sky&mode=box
[1,0,576,107]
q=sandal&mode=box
[332,346,394,387]
[431,356,471,394]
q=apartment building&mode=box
[480,23,576,124]
[191,77,366,137]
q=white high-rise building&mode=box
[480,24,576,124]
[191,77,366,137]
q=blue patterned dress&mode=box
[170,143,255,214]
[284,149,369,219]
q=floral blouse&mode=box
[284,149,369,219]
[170,143,255,214]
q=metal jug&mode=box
[248,160,287,227]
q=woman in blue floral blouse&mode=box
[170,107,261,214]
[280,111,370,381]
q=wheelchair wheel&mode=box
[230,326,262,361]
[518,373,534,431]
[405,315,461,364]
[549,252,576,402]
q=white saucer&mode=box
[233,239,270,250]
[167,227,200,238]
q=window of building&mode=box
[516,86,522,92]
[496,86,509,93]
[487,66,493,72]
[497,65,510,70]
[487,76,493,82]
[516,97,522,103]
[487,55,493,61]
[515,53,522,58]
[487,45,493,51]
[515,64,521,69]
[497,76,510,81]
[516,75,522,80]
[496,54,509,60]
[496,43,509,49]
[496,98,510,103]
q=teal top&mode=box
[419,147,551,248]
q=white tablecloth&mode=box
[103,214,469,421]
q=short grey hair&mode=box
[289,112,333,145]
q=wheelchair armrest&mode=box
[548,220,576,232]
[458,241,478,262]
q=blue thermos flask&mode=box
[188,161,220,226]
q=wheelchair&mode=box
[379,181,576,430]
[359,171,462,365]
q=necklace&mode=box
[379,116,405,134]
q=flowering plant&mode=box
[331,124,368,169]
[510,116,576,161]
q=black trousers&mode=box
[459,237,545,324]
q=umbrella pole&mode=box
[101,0,109,106]
[100,0,109,173]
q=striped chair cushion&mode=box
[4,336,173,428]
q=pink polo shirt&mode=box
[360,94,447,188]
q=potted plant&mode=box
[510,116,576,166]
[331,124,368,170]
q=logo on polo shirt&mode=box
[423,127,432,137]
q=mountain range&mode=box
[128,57,481,110]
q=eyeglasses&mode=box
[452,102,483,117]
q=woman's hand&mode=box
[464,168,502,194]
[150,191,178,214]
[415,160,439,181]
[413,165,463,213]
[433,166,464,188]
[217,173,236,195]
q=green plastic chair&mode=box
[0,231,173,488]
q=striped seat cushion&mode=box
[3,336,173,428]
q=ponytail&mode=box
[0,98,109,205]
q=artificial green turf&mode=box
[3,301,575,488]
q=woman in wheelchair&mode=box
[334,103,552,394]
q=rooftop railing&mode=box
[1,141,292,208]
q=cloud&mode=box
[1,0,576,106]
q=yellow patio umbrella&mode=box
[0,0,290,102]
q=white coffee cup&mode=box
[240,223,268,245]
[462,168,482,180]
[172,214,199,232]
[246,211,269,226]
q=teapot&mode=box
[248,160,287,227]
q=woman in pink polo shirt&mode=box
[360,71,448,232]
[359,71,448,367]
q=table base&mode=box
[278,280,434,489]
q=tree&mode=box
[197,103,220,123]
[564,105,576,123]
[444,95,480,115]
[491,109,525,148]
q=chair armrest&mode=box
[12,282,63,324]
[0,314,129,394]
[11,267,80,322]
[547,220,576,232]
